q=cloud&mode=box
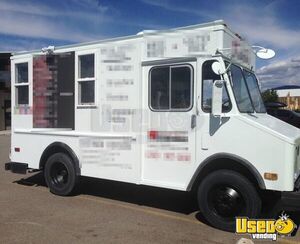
[0,0,110,43]
[0,14,105,43]
[256,55,300,89]
[223,4,300,50]
[140,0,215,19]
[0,0,108,21]
[141,0,300,90]
[221,2,300,89]
[141,0,300,50]
[0,0,169,51]
[0,38,54,52]
[1,0,299,94]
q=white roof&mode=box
[12,20,226,56]
[11,19,255,69]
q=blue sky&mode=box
[0,0,299,89]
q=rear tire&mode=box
[197,169,261,232]
[44,153,78,196]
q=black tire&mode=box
[197,169,261,232]
[44,153,78,196]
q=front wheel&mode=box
[44,153,78,196]
[197,170,261,232]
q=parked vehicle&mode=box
[265,102,300,128]
[5,20,300,231]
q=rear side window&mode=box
[77,53,95,105]
[150,65,192,111]
[15,62,29,105]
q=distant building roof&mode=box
[273,85,300,90]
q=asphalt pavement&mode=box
[0,134,299,244]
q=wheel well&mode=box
[39,142,80,175]
[189,156,265,193]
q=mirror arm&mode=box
[216,59,232,75]
[251,45,267,53]
[221,62,232,75]
[214,50,232,75]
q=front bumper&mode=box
[5,162,28,174]
[274,173,300,211]
[280,191,300,211]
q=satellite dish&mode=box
[256,48,275,59]
[212,61,224,75]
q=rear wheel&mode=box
[44,153,78,196]
[197,169,261,232]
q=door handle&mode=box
[59,92,73,96]
[191,114,197,129]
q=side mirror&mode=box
[212,80,224,117]
[212,61,225,75]
[252,46,276,60]
[256,48,275,59]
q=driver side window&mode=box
[202,60,231,113]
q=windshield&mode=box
[242,70,266,113]
[227,63,266,113]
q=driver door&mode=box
[141,61,197,190]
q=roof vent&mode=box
[136,30,156,35]
[41,46,55,54]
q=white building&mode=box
[274,86,300,110]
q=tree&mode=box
[261,89,278,103]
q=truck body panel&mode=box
[9,20,300,193]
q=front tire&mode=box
[44,153,78,196]
[197,170,261,232]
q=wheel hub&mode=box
[50,162,69,188]
[209,186,244,218]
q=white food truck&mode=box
[5,20,300,231]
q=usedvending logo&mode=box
[236,213,296,241]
